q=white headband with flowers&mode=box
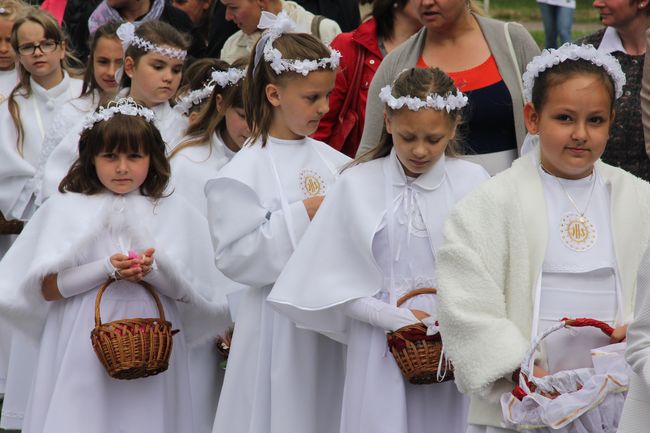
[379,85,468,113]
[253,11,340,76]
[522,43,626,102]
[117,22,187,61]
[81,97,155,131]
[174,67,246,115]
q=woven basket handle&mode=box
[396,288,437,307]
[94,278,167,327]
[517,317,615,395]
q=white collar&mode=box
[29,71,70,104]
[389,147,446,191]
[598,27,626,55]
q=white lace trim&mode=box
[212,67,246,87]
[522,43,625,102]
[117,22,187,61]
[254,11,340,76]
[81,97,155,131]
[379,85,468,113]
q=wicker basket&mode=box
[386,288,454,384]
[90,278,178,380]
[0,211,23,235]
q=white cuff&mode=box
[343,296,419,332]
[57,258,111,298]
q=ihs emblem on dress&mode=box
[560,213,597,252]
[299,169,326,197]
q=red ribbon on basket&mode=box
[510,317,615,400]
[386,324,440,351]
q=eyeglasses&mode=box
[17,39,60,56]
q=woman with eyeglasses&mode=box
[0,7,81,431]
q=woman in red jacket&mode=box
[313,0,420,157]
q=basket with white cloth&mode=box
[500,318,629,433]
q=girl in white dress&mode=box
[206,12,350,433]
[435,45,650,433]
[34,21,124,205]
[269,67,489,433]
[169,60,249,433]
[0,10,82,428]
[41,20,189,202]
[0,0,25,103]
[0,97,229,433]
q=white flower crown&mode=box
[253,11,340,76]
[117,22,187,61]
[174,67,246,115]
[522,43,626,102]
[81,97,155,131]
[379,85,469,113]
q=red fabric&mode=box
[416,55,502,92]
[312,18,383,157]
[40,0,68,24]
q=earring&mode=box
[393,2,398,8]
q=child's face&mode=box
[94,149,151,195]
[125,51,183,107]
[16,21,65,85]
[266,69,336,140]
[0,18,15,71]
[525,74,614,180]
[385,107,456,178]
[93,36,123,95]
[221,0,262,35]
[223,107,250,150]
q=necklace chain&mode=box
[540,163,597,217]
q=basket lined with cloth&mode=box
[501,318,629,433]
[90,278,179,380]
[386,287,454,384]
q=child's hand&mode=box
[610,324,628,343]
[139,248,155,277]
[110,253,144,282]
[303,196,324,220]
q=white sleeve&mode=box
[342,296,419,332]
[57,258,113,298]
[207,178,310,288]
[626,243,650,386]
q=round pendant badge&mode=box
[299,169,326,198]
[560,213,597,251]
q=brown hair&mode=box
[170,58,247,158]
[120,20,190,88]
[531,58,616,113]
[81,21,122,99]
[244,33,332,147]
[352,67,463,167]
[59,113,170,199]
[9,7,81,156]
[0,0,26,20]
[174,57,227,116]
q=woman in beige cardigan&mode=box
[356,0,539,175]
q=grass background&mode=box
[481,0,601,46]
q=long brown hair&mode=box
[59,113,170,199]
[81,21,122,99]
[352,67,463,168]
[170,58,247,158]
[244,33,332,147]
[8,7,80,156]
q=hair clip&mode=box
[117,22,187,61]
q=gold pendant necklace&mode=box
[541,164,598,252]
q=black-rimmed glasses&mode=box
[17,39,59,56]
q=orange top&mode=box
[416,55,502,92]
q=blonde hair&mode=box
[9,7,80,156]
[353,67,463,167]
[0,0,26,20]
[170,58,247,159]
[244,33,332,147]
